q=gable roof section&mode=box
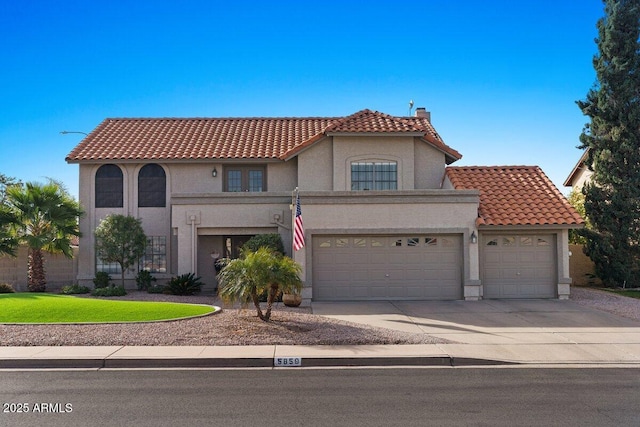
[564,149,590,187]
[281,109,460,163]
[65,109,462,163]
[445,166,584,227]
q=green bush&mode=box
[60,284,91,295]
[136,270,157,291]
[164,273,203,296]
[91,285,127,297]
[147,284,165,294]
[93,271,112,289]
[242,233,285,255]
[0,283,16,293]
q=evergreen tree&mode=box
[577,0,640,287]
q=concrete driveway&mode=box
[311,299,640,346]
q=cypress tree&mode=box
[577,0,640,287]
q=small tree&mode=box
[217,247,302,322]
[95,214,147,288]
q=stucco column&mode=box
[464,230,482,301]
[557,229,571,300]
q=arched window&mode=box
[138,164,166,207]
[95,164,123,208]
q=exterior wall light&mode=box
[470,231,478,244]
[212,167,217,177]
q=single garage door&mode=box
[482,234,556,299]
[313,235,462,301]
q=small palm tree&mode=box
[5,181,83,292]
[217,247,302,322]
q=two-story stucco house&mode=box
[66,108,583,301]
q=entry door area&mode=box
[481,234,556,299]
[312,235,463,301]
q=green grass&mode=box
[0,293,217,323]
[602,288,640,300]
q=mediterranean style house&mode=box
[66,108,583,301]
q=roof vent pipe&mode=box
[414,107,431,121]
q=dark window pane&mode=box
[138,164,166,207]
[95,164,123,208]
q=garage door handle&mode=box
[385,274,390,277]
[516,272,521,276]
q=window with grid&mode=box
[225,167,265,192]
[140,236,167,273]
[351,162,397,190]
[96,258,121,274]
[95,164,123,208]
[138,164,166,207]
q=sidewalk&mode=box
[2,299,640,369]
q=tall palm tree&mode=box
[5,181,83,292]
[217,247,302,321]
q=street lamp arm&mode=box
[60,130,88,136]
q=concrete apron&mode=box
[311,299,640,364]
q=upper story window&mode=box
[138,164,166,207]
[225,166,265,192]
[351,161,397,190]
[95,164,123,208]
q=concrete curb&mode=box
[0,356,518,369]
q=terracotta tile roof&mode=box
[65,109,461,163]
[445,166,584,227]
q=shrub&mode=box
[242,233,285,255]
[60,284,91,295]
[147,284,165,294]
[136,270,157,291]
[0,283,16,293]
[164,273,203,296]
[93,271,112,289]
[91,285,127,297]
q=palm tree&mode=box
[217,247,302,321]
[5,181,83,292]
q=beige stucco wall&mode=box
[414,139,447,189]
[297,138,333,191]
[332,135,415,190]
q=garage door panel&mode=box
[313,235,462,301]
[482,234,556,299]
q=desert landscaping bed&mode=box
[0,292,449,346]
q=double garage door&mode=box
[482,234,556,299]
[313,235,462,301]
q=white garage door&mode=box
[482,234,556,299]
[313,235,462,301]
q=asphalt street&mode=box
[1,368,639,427]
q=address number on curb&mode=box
[274,357,302,367]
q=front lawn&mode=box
[0,293,217,323]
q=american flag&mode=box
[293,193,305,251]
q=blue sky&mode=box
[1,0,604,199]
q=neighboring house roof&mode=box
[564,149,590,187]
[445,166,584,227]
[65,109,462,164]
